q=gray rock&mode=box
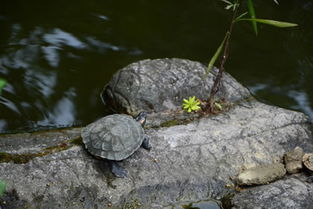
[1,100,312,208]
[232,174,313,209]
[303,153,313,172]
[237,163,286,186]
[284,146,304,174]
[101,58,251,119]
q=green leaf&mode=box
[0,180,6,197]
[0,78,7,95]
[236,18,298,27]
[247,0,258,35]
[221,0,232,5]
[273,0,279,5]
[235,12,248,22]
[192,105,201,111]
[205,32,229,77]
[225,5,233,10]
[214,102,223,111]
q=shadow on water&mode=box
[0,0,313,133]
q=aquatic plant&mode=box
[0,78,6,95]
[182,96,201,113]
[0,180,6,197]
[205,0,297,112]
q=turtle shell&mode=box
[81,114,145,161]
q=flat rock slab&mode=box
[1,100,312,208]
[237,163,286,186]
[232,174,313,209]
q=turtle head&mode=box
[135,112,147,126]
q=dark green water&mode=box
[0,0,312,133]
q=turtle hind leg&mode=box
[141,136,151,150]
[109,161,128,178]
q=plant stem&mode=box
[207,2,239,112]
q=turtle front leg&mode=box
[141,136,151,150]
[109,161,128,178]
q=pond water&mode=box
[0,0,312,133]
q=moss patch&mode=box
[117,199,142,209]
[160,119,180,128]
[69,136,83,146]
[0,152,35,164]
[0,137,83,164]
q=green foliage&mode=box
[235,0,297,29]
[214,102,223,111]
[247,0,258,35]
[235,18,298,28]
[207,0,297,78]
[206,32,229,76]
[0,180,6,197]
[221,0,239,11]
[273,0,279,5]
[0,78,7,95]
[235,12,248,21]
[182,96,201,113]
[204,0,298,112]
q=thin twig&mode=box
[207,2,239,112]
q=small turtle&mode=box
[81,112,151,178]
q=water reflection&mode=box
[42,46,60,67]
[85,37,121,52]
[2,44,40,69]
[0,96,20,115]
[0,12,137,132]
[43,28,87,50]
[0,120,6,131]
[288,90,313,119]
[93,14,110,21]
[249,82,313,120]
[0,24,85,132]
[24,70,56,97]
[37,88,76,127]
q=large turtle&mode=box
[81,112,151,178]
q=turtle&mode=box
[81,112,151,178]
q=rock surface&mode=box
[284,146,304,174]
[101,58,251,120]
[303,153,313,172]
[1,100,312,208]
[237,163,286,186]
[1,58,313,208]
[232,174,313,209]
